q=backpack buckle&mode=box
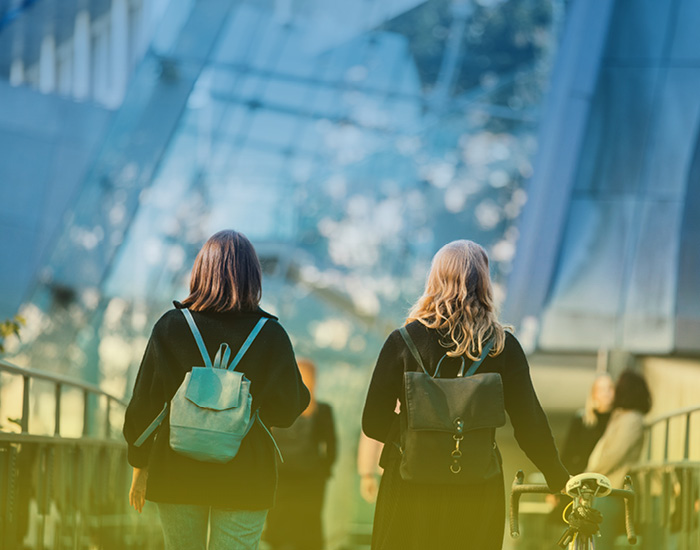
[451,417,465,470]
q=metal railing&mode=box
[628,405,700,550]
[0,358,162,550]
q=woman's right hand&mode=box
[129,467,148,513]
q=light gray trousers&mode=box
[158,503,268,550]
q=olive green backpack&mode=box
[398,327,506,484]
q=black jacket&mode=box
[122,303,310,509]
[362,322,569,492]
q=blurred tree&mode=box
[0,315,25,353]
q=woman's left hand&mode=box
[129,467,148,513]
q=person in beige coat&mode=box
[586,370,652,550]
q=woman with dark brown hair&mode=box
[123,230,310,550]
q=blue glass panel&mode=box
[669,0,700,62]
[573,67,659,196]
[540,197,634,350]
[604,0,673,61]
[639,68,700,198]
[621,199,684,352]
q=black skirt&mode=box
[371,459,505,550]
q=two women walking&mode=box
[122,232,588,549]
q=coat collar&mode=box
[172,301,279,320]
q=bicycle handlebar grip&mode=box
[622,476,637,545]
[509,470,525,538]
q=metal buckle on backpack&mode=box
[450,417,465,473]
[451,434,464,458]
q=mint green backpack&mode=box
[134,309,280,463]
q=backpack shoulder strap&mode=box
[399,326,429,375]
[133,403,168,447]
[181,309,213,369]
[463,339,495,377]
[229,317,268,370]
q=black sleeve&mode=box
[253,322,310,428]
[502,333,570,492]
[122,327,170,468]
[362,331,403,443]
[561,413,584,473]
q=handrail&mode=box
[629,406,700,550]
[0,359,127,406]
[644,404,700,427]
[641,403,700,463]
[0,360,163,549]
[0,357,126,439]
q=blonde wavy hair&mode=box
[582,373,614,427]
[406,240,506,360]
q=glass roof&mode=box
[7,0,559,399]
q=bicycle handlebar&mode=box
[509,470,637,545]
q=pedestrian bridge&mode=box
[2,358,699,550]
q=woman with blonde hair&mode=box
[561,373,615,475]
[362,240,569,550]
[123,230,309,550]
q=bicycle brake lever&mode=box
[557,526,576,548]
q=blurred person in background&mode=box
[362,240,569,550]
[562,373,615,475]
[123,230,310,550]
[547,374,615,518]
[586,369,652,550]
[264,359,337,550]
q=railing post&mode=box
[54,383,62,436]
[105,397,111,439]
[684,413,691,461]
[664,418,670,462]
[646,426,653,461]
[83,389,90,437]
[21,375,30,433]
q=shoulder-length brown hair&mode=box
[406,240,507,360]
[181,230,262,312]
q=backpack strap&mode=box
[435,354,465,378]
[462,339,495,377]
[133,403,168,447]
[181,309,213,369]
[213,343,232,370]
[399,326,429,375]
[134,314,269,448]
[229,317,268,370]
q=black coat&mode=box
[122,303,310,510]
[362,322,569,550]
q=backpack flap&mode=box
[404,371,505,433]
[185,367,244,410]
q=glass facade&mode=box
[1,0,563,544]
